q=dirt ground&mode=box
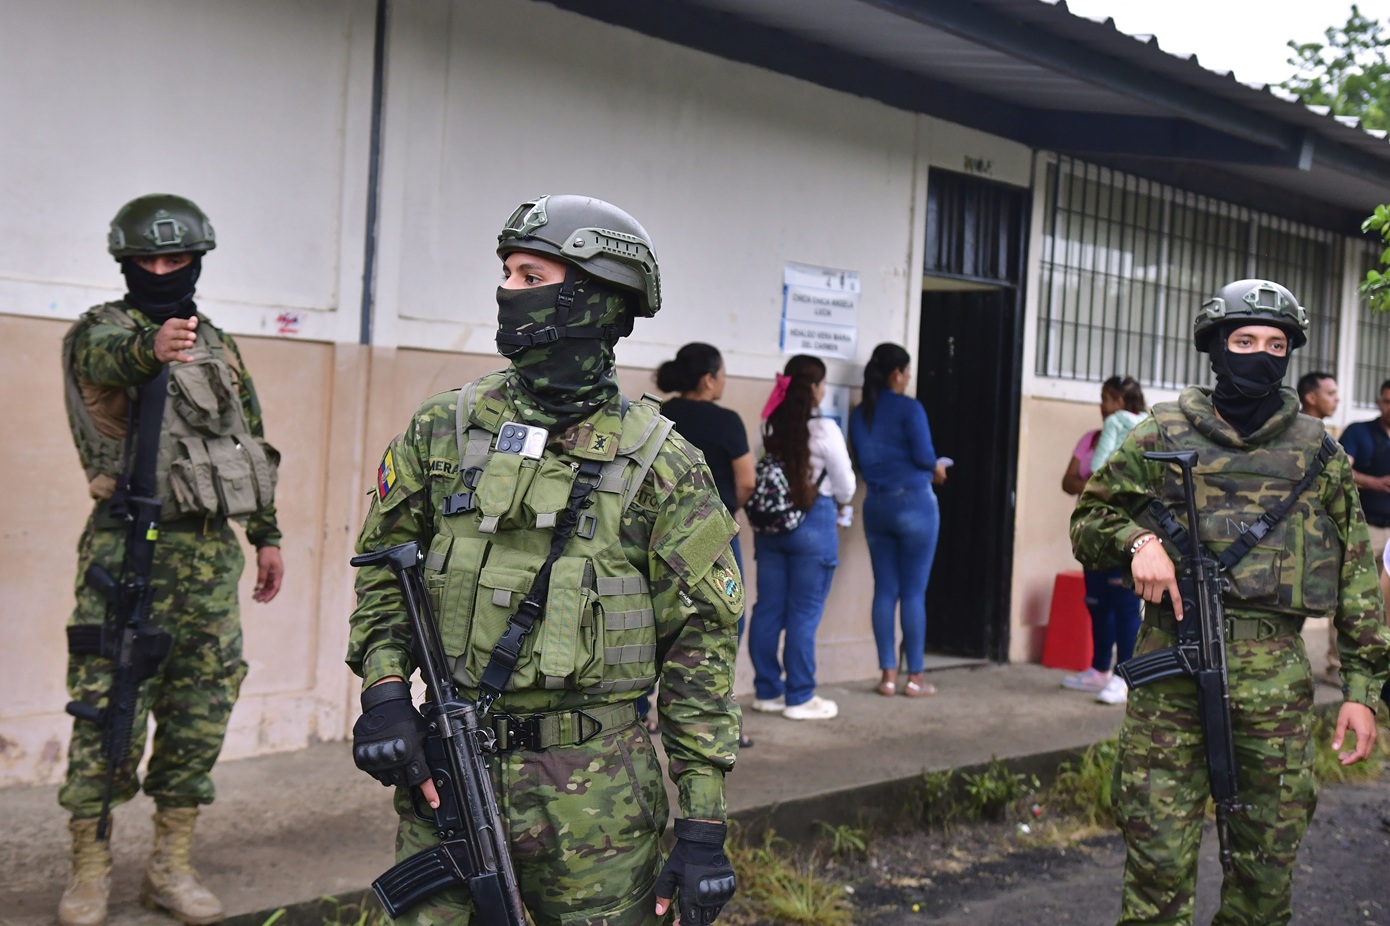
[834,776,1390,926]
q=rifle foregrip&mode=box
[1115,648,1192,688]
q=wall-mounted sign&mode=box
[781,262,858,361]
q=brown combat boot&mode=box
[58,816,112,926]
[140,807,225,925]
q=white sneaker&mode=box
[783,696,838,720]
[1061,668,1110,692]
[751,695,786,713]
[1097,675,1128,705]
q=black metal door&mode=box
[917,290,1018,660]
[915,169,1026,662]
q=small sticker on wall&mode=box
[276,311,302,336]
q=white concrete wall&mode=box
[0,0,1128,788]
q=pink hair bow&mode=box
[761,373,792,419]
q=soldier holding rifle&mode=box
[348,195,743,925]
[59,195,284,926]
[1071,279,1390,926]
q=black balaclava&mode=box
[1208,322,1292,436]
[122,256,201,322]
[495,271,629,433]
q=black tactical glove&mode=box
[351,680,430,788]
[654,819,736,926]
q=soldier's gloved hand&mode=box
[352,680,430,788]
[654,819,736,925]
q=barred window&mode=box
[1354,239,1390,405]
[1036,156,1342,390]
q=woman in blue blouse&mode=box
[849,343,948,698]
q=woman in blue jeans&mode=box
[749,355,856,721]
[849,343,948,698]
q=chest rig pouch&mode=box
[1150,404,1341,617]
[424,375,673,705]
[63,304,279,520]
[161,326,279,520]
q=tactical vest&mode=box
[1151,401,1341,619]
[62,303,278,520]
[424,375,673,695]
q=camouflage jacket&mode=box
[1072,386,1390,708]
[65,301,281,547]
[347,373,743,820]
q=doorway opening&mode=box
[915,170,1027,663]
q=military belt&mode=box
[92,500,227,535]
[1149,612,1301,642]
[489,701,637,753]
[158,514,229,534]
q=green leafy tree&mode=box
[1278,5,1390,132]
[1362,205,1390,312]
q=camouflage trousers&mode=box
[59,518,248,818]
[1114,622,1317,926]
[391,721,671,926]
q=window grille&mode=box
[1037,156,1342,391]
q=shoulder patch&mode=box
[377,448,398,499]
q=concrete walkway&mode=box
[4,662,1310,925]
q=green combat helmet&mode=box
[1193,279,1308,352]
[108,194,216,261]
[498,194,660,318]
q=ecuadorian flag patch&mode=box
[377,449,397,499]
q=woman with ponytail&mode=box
[748,355,856,721]
[849,343,948,698]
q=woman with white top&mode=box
[748,355,856,721]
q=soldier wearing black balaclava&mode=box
[1070,279,1390,925]
[349,195,743,926]
[58,195,284,926]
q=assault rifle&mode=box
[350,541,526,924]
[65,366,174,841]
[1115,449,1243,874]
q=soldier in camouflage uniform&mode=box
[347,195,743,926]
[1071,279,1390,925]
[59,195,284,926]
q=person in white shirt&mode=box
[747,355,856,720]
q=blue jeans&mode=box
[749,496,839,707]
[864,484,940,674]
[1084,567,1142,672]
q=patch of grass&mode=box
[901,768,961,831]
[815,821,868,859]
[724,825,854,926]
[1049,739,1118,828]
[960,756,1039,821]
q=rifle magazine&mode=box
[372,840,475,918]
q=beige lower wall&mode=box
[2,313,1003,789]
[1007,393,1107,664]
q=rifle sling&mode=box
[1146,433,1338,572]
